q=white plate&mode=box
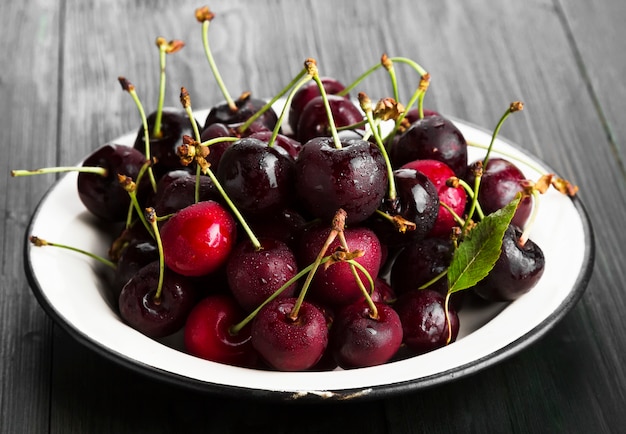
[24,109,594,401]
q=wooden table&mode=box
[2,1,625,432]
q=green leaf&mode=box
[447,195,521,294]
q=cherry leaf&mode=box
[447,195,521,294]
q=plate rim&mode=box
[22,117,595,402]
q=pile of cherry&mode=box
[14,7,578,372]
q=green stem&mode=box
[337,62,383,97]
[127,87,158,193]
[363,108,397,201]
[418,268,448,290]
[265,72,312,148]
[238,68,308,134]
[11,166,107,177]
[229,257,331,336]
[153,46,167,139]
[29,236,116,270]
[147,209,165,301]
[201,20,236,111]
[312,74,342,149]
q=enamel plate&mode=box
[24,109,594,401]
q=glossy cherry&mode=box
[391,115,468,178]
[184,294,258,367]
[251,297,328,371]
[118,261,197,338]
[160,200,237,277]
[77,144,148,222]
[216,137,296,216]
[203,94,278,132]
[472,224,545,301]
[296,94,363,144]
[288,77,346,136]
[295,137,387,225]
[226,238,299,312]
[330,300,403,369]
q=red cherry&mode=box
[184,294,258,367]
[160,201,237,277]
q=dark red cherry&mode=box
[118,261,197,338]
[288,77,346,136]
[297,224,383,307]
[473,224,545,301]
[248,208,307,250]
[153,172,219,217]
[133,107,200,177]
[251,298,328,371]
[296,94,363,144]
[467,158,533,228]
[216,137,296,216]
[199,122,237,171]
[248,131,302,159]
[77,144,148,222]
[114,238,159,298]
[394,289,460,355]
[160,201,237,277]
[203,95,278,132]
[371,168,439,247]
[330,300,403,369]
[226,238,299,312]
[391,115,468,178]
[184,294,258,367]
[401,159,467,237]
[295,137,387,225]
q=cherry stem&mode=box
[179,88,261,250]
[385,74,430,147]
[238,67,309,135]
[418,268,448,290]
[454,178,485,219]
[440,201,466,227]
[228,256,333,336]
[482,102,524,168]
[465,102,524,227]
[197,10,236,112]
[444,293,453,345]
[309,61,342,149]
[153,41,168,139]
[119,174,154,237]
[265,70,312,148]
[289,209,347,320]
[29,235,116,270]
[381,54,400,103]
[519,189,540,246]
[359,92,397,201]
[467,140,547,175]
[337,229,378,319]
[146,208,165,301]
[463,170,483,231]
[11,166,107,177]
[118,77,158,193]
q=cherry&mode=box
[371,277,396,304]
[472,224,545,301]
[248,208,307,250]
[198,122,237,171]
[248,131,302,159]
[288,77,346,136]
[152,172,219,217]
[371,168,439,247]
[118,261,197,338]
[160,200,237,277]
[226,238,299,312]
[184,294,258,367]
[296,94,363,144]
[390,115,468,178]
[390,237,454,296]
[216,137,296,216]
[77,144,149,222]
[297,223,382,307]
[114,238,159,298]
[394,289,460,355]
[203,94,278,133]
[133,107,201,177]
[295,137,388,225]
[401,159,467,237]
[467,157,533,228]
[330,300,403,369]
[251,297,328,371]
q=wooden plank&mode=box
[0,1,61,433]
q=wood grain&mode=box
[2,0,626,432]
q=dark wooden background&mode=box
[2,0,625,432]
